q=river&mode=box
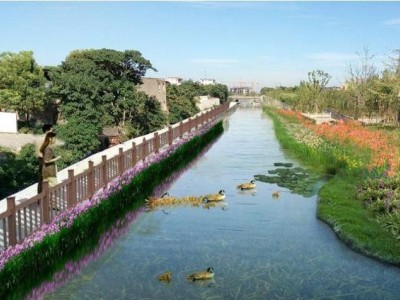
[28,107,400,299]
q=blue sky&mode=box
[1,1,399,90]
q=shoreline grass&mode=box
[263,106,400,266]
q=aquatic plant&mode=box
[255,164,321,198]
[264,105,400,267]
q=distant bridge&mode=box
[231,95,264,107]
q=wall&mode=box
[0,112,17,133]
[138,78,168,112]
[196,96,220,111]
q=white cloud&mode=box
[383,18,400,25]
[306,52,359,66]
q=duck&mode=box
[272,191,280,198]
[204,190,226,202]
[186,267,214,281]
[237,180,256,190]
[158,271,172,282]
[145,192,170,206]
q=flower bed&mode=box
[265,106,400,267]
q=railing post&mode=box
[197,113,202,129]
[88,161,95,198]
[168,126,173,145]
[6,197,17,246]
[40,181,50,225]
[131,142,137,166]
[142,137,147,160]
[179,121,183,138]
[188,117,192,133]
[154,132,160,153]
[101,155,108,187]
[118,147,125,176]
[67,169,76,208]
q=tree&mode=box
[55,116,102,164]
[47,48,167,161]
[49,48,157,127]
[0,51,46,120]
[203,84,229,103]
[0,144,37,199]
[346,47,378,119]
[166,81,200,124]
[301,69,331,113]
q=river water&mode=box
[30,108,400,299]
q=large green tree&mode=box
[166,80,201,124]
[47,48,167,162]
[203,83,229,103]
[49,48,158,127]
[0,51,46,120]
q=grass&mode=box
[264,106,400,266]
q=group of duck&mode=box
[153,180,281,284]
[158,267,215,283]
[145,179,252,210]
[146,179,280,210]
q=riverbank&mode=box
[263,106,400,266]
[0,121,224,299]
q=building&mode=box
[138,78,168,112]
[199,78,216,85]
[196,95,220,111]
[165,77,183,86]
[230,86,252,95]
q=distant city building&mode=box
[230,86,252,95]
[198,78,216,85]
[196,95,220,111]
[138,78,168,112]
[165,77,183,86]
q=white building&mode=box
[165,77,183,86]
[196,95,220,111]
[199,78,216,85]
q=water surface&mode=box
[35,108,400,299]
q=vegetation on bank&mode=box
[0,145,37,198]
[0,121,224,299]
[264,106,400,266]
[0,49,229,199]
[261,48,400,125]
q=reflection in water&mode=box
[35,108,400,299]
[26,208,144,300]
[23,126,222,299]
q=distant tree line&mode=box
[261,48,400,125]
[0,48,229,199]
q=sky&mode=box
[0,1,399,90]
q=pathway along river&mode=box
[29,108,400,299]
